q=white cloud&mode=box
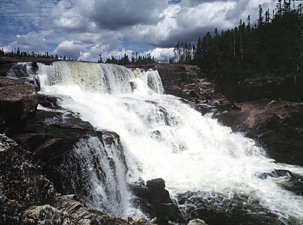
[143,48,175,62]
[102,49,134,61]
[3,32,46,53]
[53,40,87,59]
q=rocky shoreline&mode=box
[1,58,302,224]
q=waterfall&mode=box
[8,61,303,224]
[37,61,163,95]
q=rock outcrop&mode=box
[0,77,38,136]
[187,219,208,225]
[217,100,303,166]
[131,178,184,224]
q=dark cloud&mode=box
[90,0,168,30]
[146,25,216,48]
[225,0,250,21]
[180,0,231,7]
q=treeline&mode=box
[0,47,74,61]
[105,53,155,65]
[173,0,303,85]
[172,41,195,64]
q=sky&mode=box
[0,0,279,62]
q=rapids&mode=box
[7,61,303,224]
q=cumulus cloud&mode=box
[144,48,175,62]
[3,32,46,53]
[52,40,85,59]
[125,1,237,48]
[1,0,279,62]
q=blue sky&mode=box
[0,0,278,62]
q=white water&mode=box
[17,61,303,224]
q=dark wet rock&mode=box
[0,77,38,136]
[38,93,64,109]
[13,109,96,165]
[195,104,213,116]
[177,191,285,225]
[0,61,14,77]
[257,169,293,180]
[257,170,303,196]
[131,178,184,225]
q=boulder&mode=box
[0,77,38,135]
[188,219,208,225]
[53,194,154,225]
[131,178,184,225]
[22,205,72,225]
[257,169,293,180]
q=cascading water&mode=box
[8,61,303,224]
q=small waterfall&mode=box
[59,134,132,216]
[8,61,303,224]
[37,61,163,95]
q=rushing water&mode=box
[8,61,303,224]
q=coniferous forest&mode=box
[173,0,303,89]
